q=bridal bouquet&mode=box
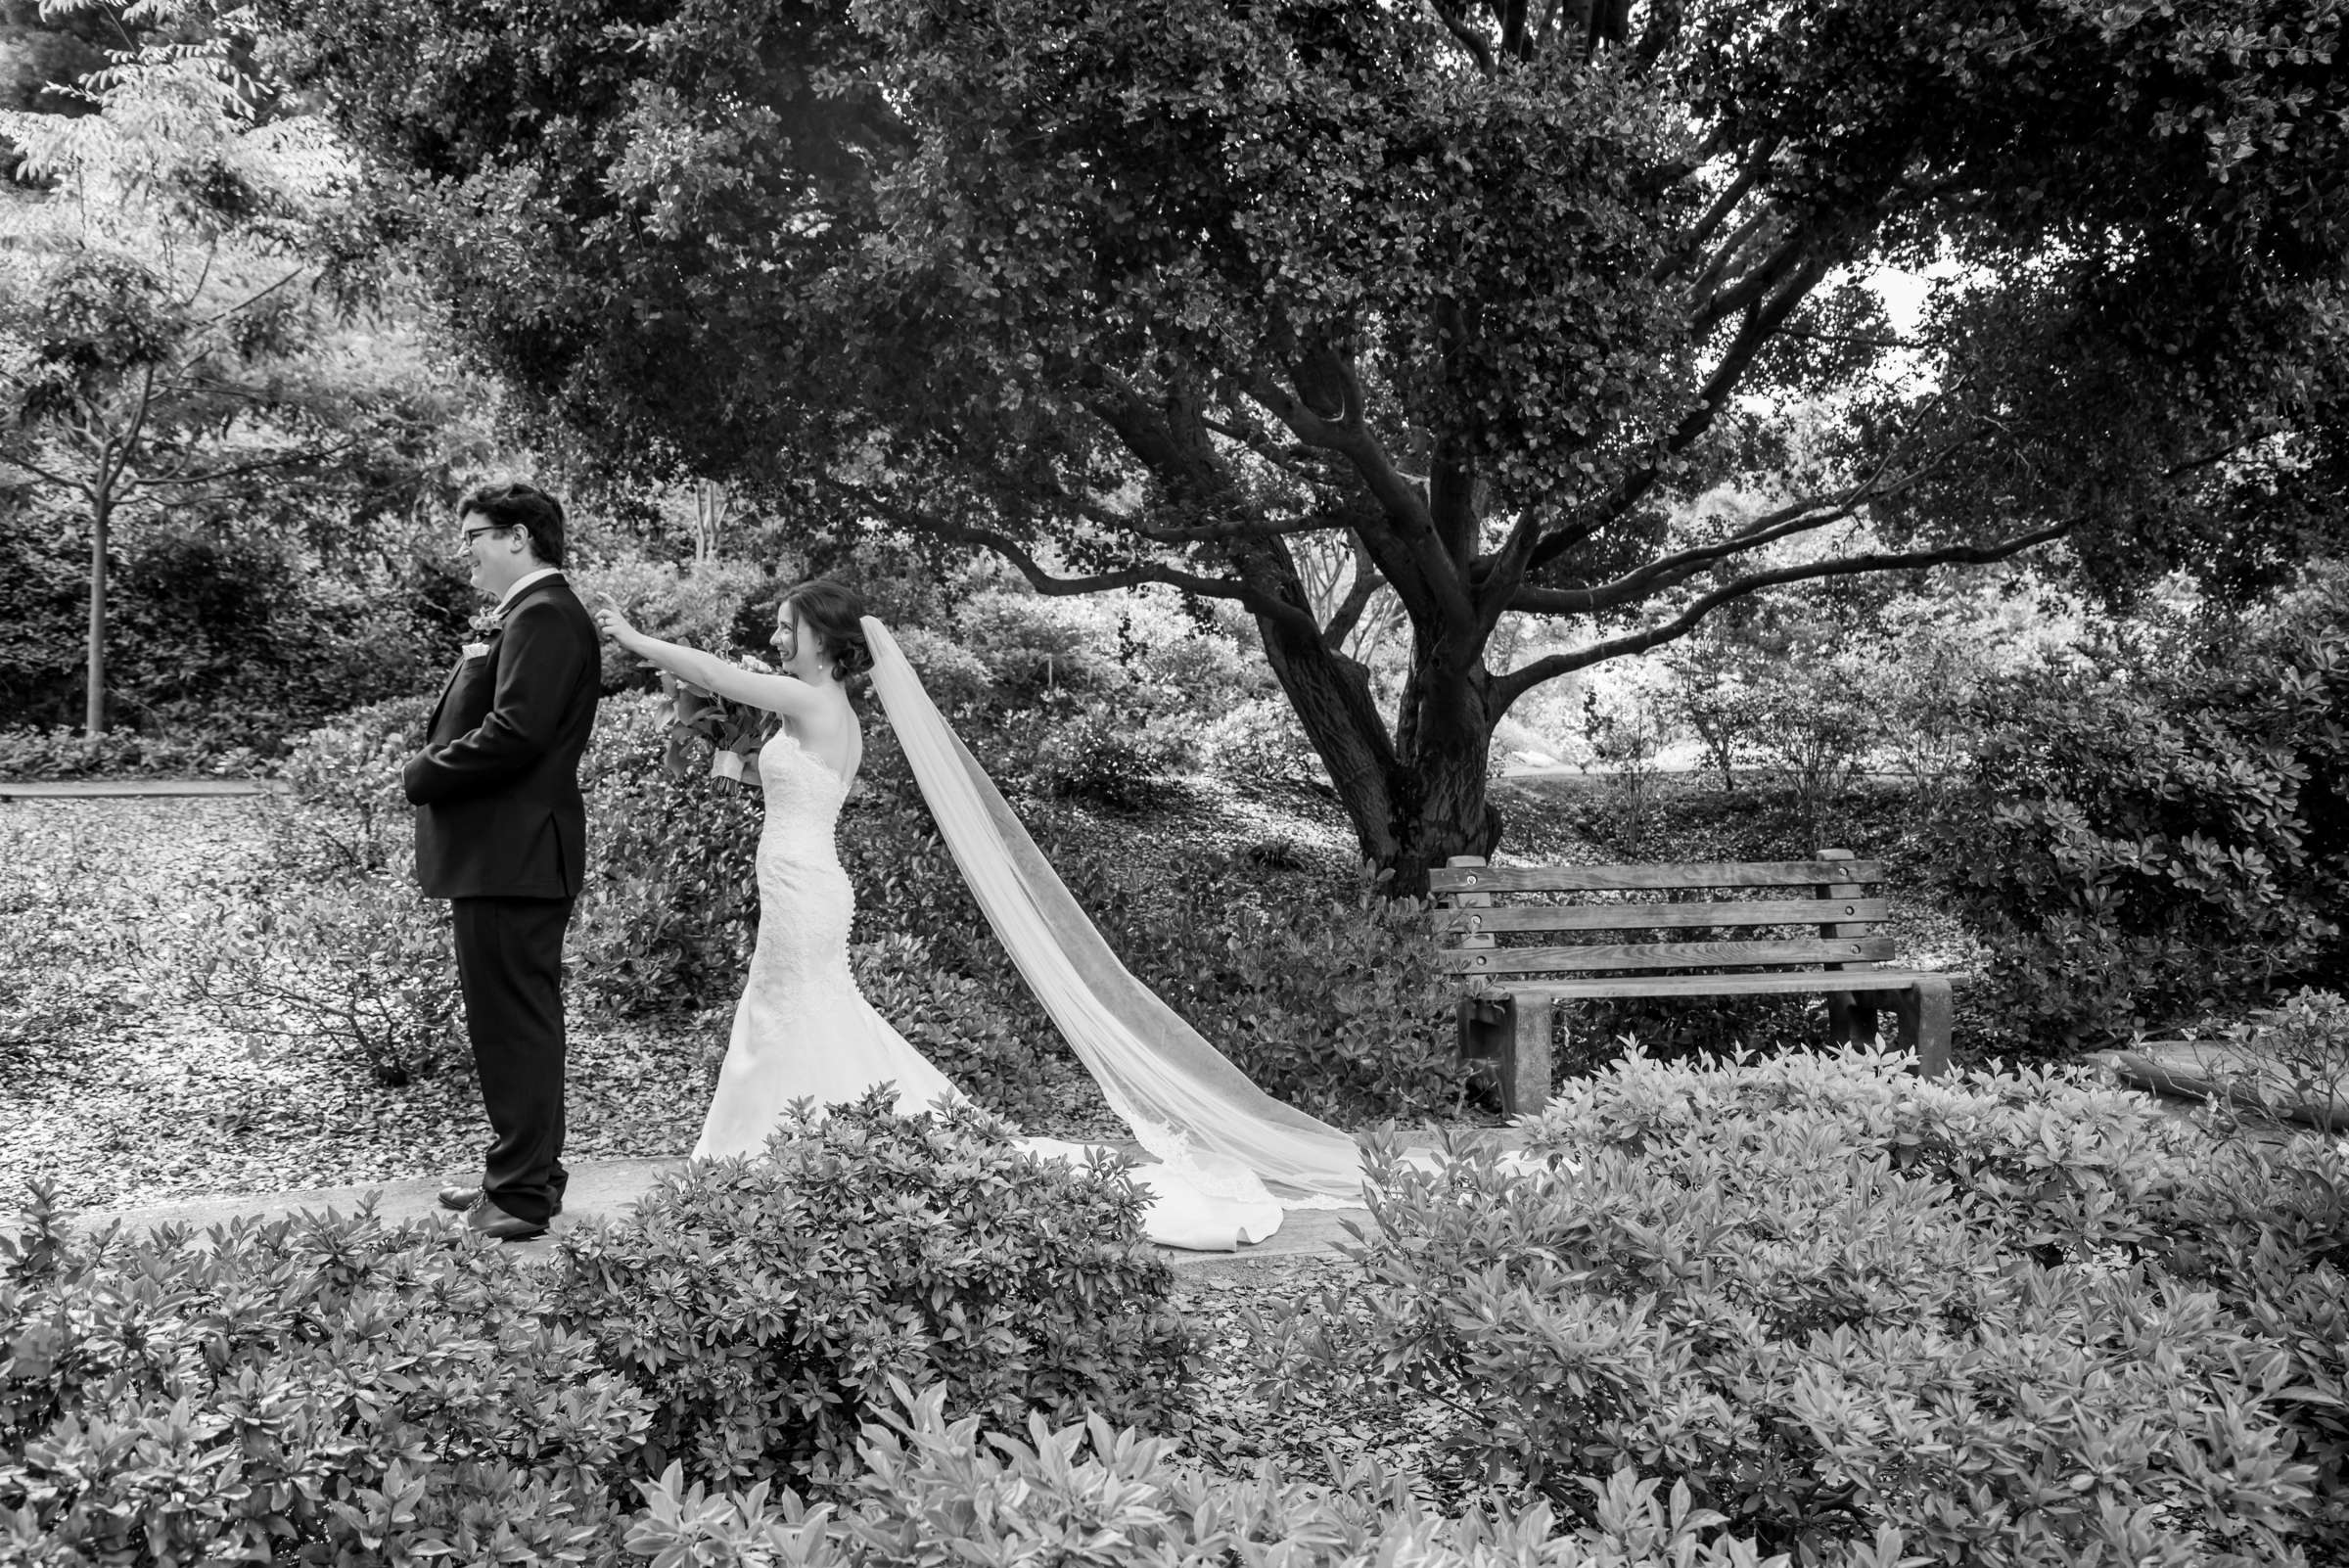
[660,674,768,786]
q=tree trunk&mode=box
[1253,590,1504,899]
[83,497,109,736]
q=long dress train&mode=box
[689,727,1292,1250]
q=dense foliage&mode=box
[1941,573,2349,1049]
[264,0,2349,891]
[0,1103,1199,1564]
[1260,1047,2347,1566]
[0,1190,651,1564]
[550,1093,1190,1492]
[0,0,465,735]
[624,1385,1789,1568]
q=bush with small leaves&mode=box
[165,694,458,1084]
[547,1092,1191,1494]
[1258,1048,2323,1566]
[0,1188,651,1566]
[849,933,1057,1124]
[180,870,461,1085]
[1059,853,1482,1123]
[261,693,435,881]
[575,557,771,692]
[1020,697,1200,809]
[1938,575,2348,1050]
[570,691,768,1016]
[1197,695,1331,794]
[0,723,264,780]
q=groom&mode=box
[403,481,601,1242]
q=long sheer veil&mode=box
[861,616,1365,1209]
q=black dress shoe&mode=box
[440,1184,562,1217]
[463,1195,549,1243]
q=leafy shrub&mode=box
[548,1093,1191,1492]
[0,722,264,780]
[951,588,1127,702]
[1197,695,1331,793]
[1020,698,1200,809]
[2146,1131,2349,1554]
[2197,987,2349,1134]
[1062,854,1481,1123]
[162,694,459,1084]
[886,623,994,715]
[181,871,462,1085]
[0,1189,650,1566]
[1940,577,2348,1050]
[573,557,770,692]
[624,1383,1793,1568]
[261,692,434,879]
[850,933,1057,1124]
[571,692,768,1016]
[1260,1048,2322,1566]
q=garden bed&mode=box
[0,769,2000,1215]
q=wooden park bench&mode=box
[1429,850,1953,1115]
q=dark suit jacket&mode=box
[404,574,602,900]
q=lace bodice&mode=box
[754,730,851,861]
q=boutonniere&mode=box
[660,674,771,788]
[467,607,502,638]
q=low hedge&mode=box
[1259,1047,2343,1566]
[0,723,267,782]
[548,1092,1191,1492]
[1,1101,1193,1563]
[0,1189,649,1566]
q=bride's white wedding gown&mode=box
[690,728,1289,1251]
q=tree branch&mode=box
[1654,137,1780,285]
[1491,523,2070,709]
[813,477,1319,636]
[1691,227,1814,335]
[1424,0,1497,72]
[1322,534,1389,652]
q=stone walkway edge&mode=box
[72,1151,1426,1279]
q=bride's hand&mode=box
[592,594,638,646]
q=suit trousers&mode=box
[451,896,574,1224]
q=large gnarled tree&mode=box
[268,0,2349,890]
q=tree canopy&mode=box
[265,0,2349,888]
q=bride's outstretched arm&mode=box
[592,598,825,721]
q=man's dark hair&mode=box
[458,481,567,569]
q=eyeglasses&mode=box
[454,524,511,557]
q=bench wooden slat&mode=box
[1433,897,1890,936]
[1429,859,1885,893]
[1444,935,1899,975]
[1477,969,1943,999]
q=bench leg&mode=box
[1507,993,1554,1118]
[1826,992,1880,1047]
[1891,979,1954,1077]
[1454,994,1553,1117]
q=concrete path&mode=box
[76,1153,1404,1281]
[0,777,285,798]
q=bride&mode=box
[590,578,1366,1250]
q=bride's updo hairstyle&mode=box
[782,578,875,683]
